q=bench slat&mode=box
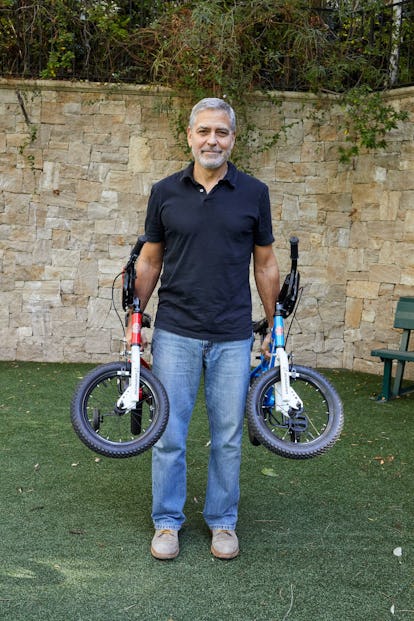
[371,349,414,362]
[394,296,414,330]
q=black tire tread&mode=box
[70,362,169,458]
[246,365,343,459]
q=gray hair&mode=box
[189,98,236,132]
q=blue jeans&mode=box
[151,328,252,531]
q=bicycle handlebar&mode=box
[290,236,299,261]
[277,236,300,318]
[125,234,148,270]
[122,235,147,311]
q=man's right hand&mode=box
[260,332,272,359]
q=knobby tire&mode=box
[246,365,343,459]
[70,361,169,458]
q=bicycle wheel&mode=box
[246,365,343,459]
[70,361,169,458]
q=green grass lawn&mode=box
[0,361,413,621]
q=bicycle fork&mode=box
[268,306,303,415]
[117,298,142,411]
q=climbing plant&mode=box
[0,0,412,164]
[144,0,410,163]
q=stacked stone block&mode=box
[0,79,413,380]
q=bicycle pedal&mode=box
[288,414,308,433]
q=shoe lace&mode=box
[158,529,175,538]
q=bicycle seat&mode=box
[278,271,300,318]
[252,318,269,336]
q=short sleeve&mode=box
[144,183,165,243]
[254,185,274,246]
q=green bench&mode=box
[371,296,414,401]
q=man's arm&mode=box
[253,243,280,326]
[125,241,164,346]
[134,241,165,310]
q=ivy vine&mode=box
[1,0,411,166]
[145,0,409,165]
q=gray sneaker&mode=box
[211,529,239,559]
[151,529,179,560]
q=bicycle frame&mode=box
[116,235,148,413]
[116,297,143,411]
[251,236,303,417]
[71,234,171,459]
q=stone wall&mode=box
[0,79,413,379]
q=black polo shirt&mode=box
[144,162,274,341]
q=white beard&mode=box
[193,149,229,170]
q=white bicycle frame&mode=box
[116,300,142,411]
[269,309,303,416]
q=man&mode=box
[133,98,280,560]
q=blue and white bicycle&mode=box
[247,237,343,459]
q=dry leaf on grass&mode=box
[373,455,395,465]
[261,467,277,477]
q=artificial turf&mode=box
[0,361,413,620]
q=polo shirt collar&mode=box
[180,162,236,189]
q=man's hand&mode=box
[260,332,272,358]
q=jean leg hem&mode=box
[153,523,182,531]
[207,524,237,531]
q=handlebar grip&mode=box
[290,236,299,260]
[131,234,147,260]
[126,234,147,267]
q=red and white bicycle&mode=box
[70,236,169,458]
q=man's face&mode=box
[187,109,236,171]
